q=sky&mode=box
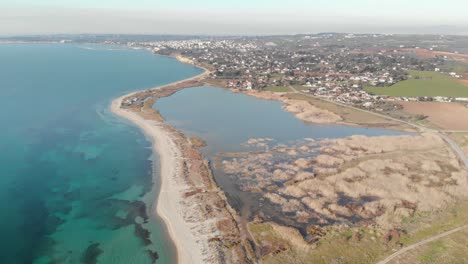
[1,0,468,35]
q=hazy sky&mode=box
[2,0,468,35]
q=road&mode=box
[288,87,468,169]
[287,87,468,263]
[436,132,468,168]
[376,224,468,264]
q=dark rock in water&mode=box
[146,249,159,263]
[134,223,152,246]
[80,243,103,264]
[130,201,149,223]
[34,237,59,262]
[45,215,66,235]
[63,190,80,201]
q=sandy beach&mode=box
[111,95,206,263]
[110,56,253,264]
[109,59,214,263]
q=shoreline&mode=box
[110,54,254,264]
[111,95,201,263]
[110,58,210,263]
[110,52,468,264]
[109,52,412,263]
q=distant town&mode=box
[109,34,468,116]
[4,33,468,127]
[3,33,468,264]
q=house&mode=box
[245,81,252,90]
[363,102,373,108]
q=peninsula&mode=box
[109,34,468,264]
[111,58,255,263]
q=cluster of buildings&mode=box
[125,34,466,111]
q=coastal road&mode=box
[288,87,468,169]
[376,224,468,264]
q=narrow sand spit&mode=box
[111,96,205,263]
[109,58,253,263]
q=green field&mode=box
[365,70,468,97]
[292,85,312,91]
[265,86,291,92]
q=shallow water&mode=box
[0,44,202,264]
[156,87,406,154]
[155,86,408,223]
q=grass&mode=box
[365,70,468,97]
[265,86,292,92]
[292,85,312,91]
[284,93,411,130]
[393,229,468,264]
[204,78,229,88]
[270,73,284,80]
[250,202,468,264]
[399,202,468,246]
[249,223,388,264]
[418,240,447,263]
[441,62,468,74]
[447,132,468,148]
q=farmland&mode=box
[365,71,468,97]
[398,101,468,130]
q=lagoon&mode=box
[155,86,408,224]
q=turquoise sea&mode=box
[0,44,202,264]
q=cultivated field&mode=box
[399,101,468,130]
[404,48,468,64]
[366,71,468,97]
[460,74,468,86]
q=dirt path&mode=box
[376,224,468,264]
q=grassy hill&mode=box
[365,70,468,97]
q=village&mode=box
[121,34,468,112]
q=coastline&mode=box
[110,52,468,264]
[109,52,411,263]
[110,55,254,264]
[111,95,202,263]
[110,60,209,263]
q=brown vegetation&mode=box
[120,78,256,263]
[399,101,468,130]
[404,48,468,64]
[220,133,468,234]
